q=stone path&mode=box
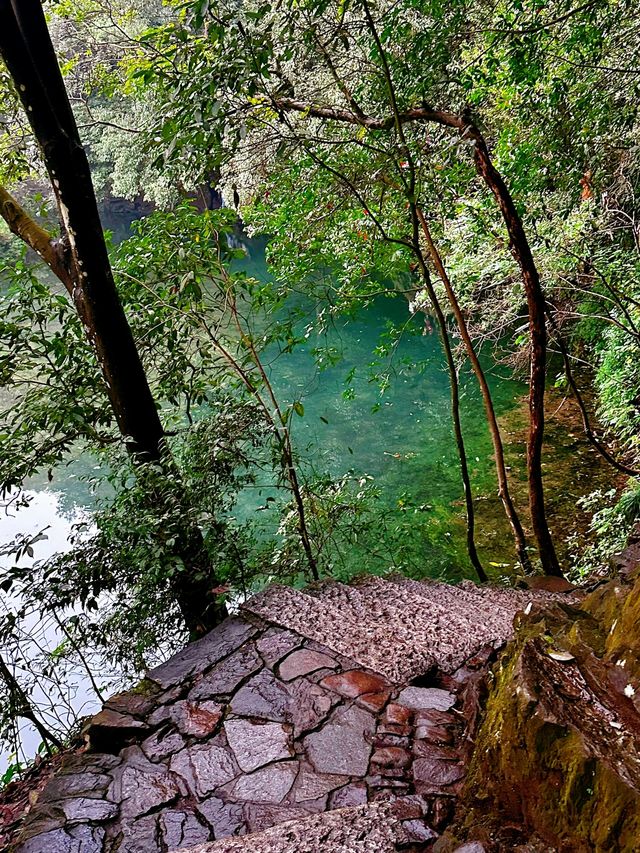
[12,577,569,853]
[183,802,410,852]
[244,577,571,682]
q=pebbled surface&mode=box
[178,802,407,852]
[243,576,568,682]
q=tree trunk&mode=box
[409,227,487,583]
[0,0,226,636]
[0,654,63,754]
[0,0,163,462]
[462,125,563,577]
[416,207,533,573]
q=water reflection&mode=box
[0,492,101,764]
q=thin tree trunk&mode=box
[411,242,488,583]
[461,124,563,577]
[0,654,63,754]
[359,4,486,582]
[416,207,533,573]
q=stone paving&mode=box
[12,577,569,853]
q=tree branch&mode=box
[0,185,71,289]
[272,97,464,132]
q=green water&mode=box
[4,238,531,583]
[235,240,529,581]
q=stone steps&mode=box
[16,576,576,853]
[307,578,481,673]
[242,583,434,683]
[243,576,565,683]
[175,802,410,852]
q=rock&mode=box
[172,700,223,738]
[60,797,118,824]
[196,797,245,839]
[189,645,262,700]
[454,844,487,853]
[320,670,390,698]
[141,729,185,762]
[524,576,576,594]
[292,766,348,802]
[398,687,456,711]
[108,746,181,819]
[278,649,338,681]
[107,814,159,853]
[378,722,412,737]
[104,685,160,719]
[83,709,149,752]
[374,733,410,748]
[414,742,460,761]
[232,761,298,803]
[385,704,413,726]
[244,804,312,833]
[148,617,258,688]
[230,669,291,721]
[415,708,456,726]
[305,705,374,776]
[328,783,368,808]
[415,724,455,744]
[390,795,429,819]
[256,629,303,668]
[367,775,410,791]
[18,826,105,853]
[225,719,291,772]
[371,747,411,768]
[402,819,438,842]
[37,772,111,803]
[413,758,465,788]
[169,739,239,798]
[357,691,390,712]
[287,679,337,736]
[160,810,211,848]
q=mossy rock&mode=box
[460,575,640,852]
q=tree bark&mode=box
[0,0,163,463]
[410,239,488,583]
[416,207,533,573]
[462,124,563,577]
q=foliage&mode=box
[3,0,640,762]
[569,481,640,580]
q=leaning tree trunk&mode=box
[409,235,488,583]
[0,654,62,754]
[462,126,562,576]
[416,207,533,573]
[0,0,162,461]
[0,0,225,636]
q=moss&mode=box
[128,677,161,698]
[461,576,640,851]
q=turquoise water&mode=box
[0,238,529,583]
[232,239,528,580]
